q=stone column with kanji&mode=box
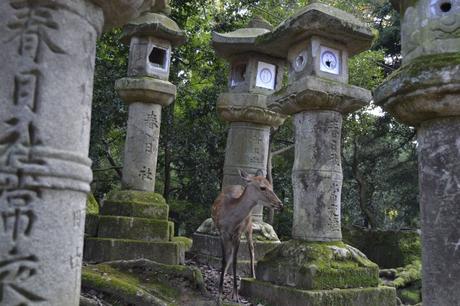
[189,17,288,273]
[84,4,191,266]
[0,0,153,305]
[240,4,396,305]
[375,1,460,304]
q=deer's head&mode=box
[239,169,283,211]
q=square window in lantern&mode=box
[319,46,340,75]
[231,63,247,87]
[149,46,169,69]
[255,61,276,90]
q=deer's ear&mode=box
[239,169,251,182]
[256,169,264,177]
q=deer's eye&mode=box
[260,186,267,191]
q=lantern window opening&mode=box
[149,46,169,71]
[231,62,247,87]
[440,1,452,12]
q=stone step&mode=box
[190,232,280,260]
[97,215,172,241]
[101,200,169,220]
[240,279,397,306]
[84,237,185,265]
[187,252,255,277]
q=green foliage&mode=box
[168,200,210,237]
[86,193,100,215]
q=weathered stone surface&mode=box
[417,117,460,306]
[116,77,176,106]
[85,214,100,237]
[391,0,460,65]
[342,227,421,268]
[0,2,103,304]
[105,189,167,205]
[191,233,280,260]
[97,216,171,241]
[81,259,206,305]
[374,53,460,125]
[121,12,186,46]
[256,240,379,290]
[271,75,371,116]
[222,122,271,222]
[90,0,154,31]
[195,218,279,241]
[213,3,373,59]
[101,200,169,220]
[240,279,396,306]
[217,93,287,127]
[84,238,185,265]
[122,102,162,191]
[291,111,343,241]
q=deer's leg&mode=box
[219,237,233,300]
[231,236,241,303]
[245,228,256,278]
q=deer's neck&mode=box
[229,186,259,222]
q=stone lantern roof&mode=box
[212,16,276,59]
[121,12,186,46]
[258,3,374,57]
[213,3,373,59]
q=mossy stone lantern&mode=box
[240,4,397,306]
[84,6,190,266]
[117,8,185,191]
[190,17,288,273]
[374,1,460,305]
[263,2,374,242]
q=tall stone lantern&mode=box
[240,4,396,305]
[84,6,190,266]
[0,0,153,305]
[190,17,288,273]
[374,1,460,304]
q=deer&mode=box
[211,169,283,303]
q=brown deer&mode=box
[211,169,283,303]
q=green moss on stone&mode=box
[172,236,193,251]
[86,193,99,215]
[388,53,460,82]
[342,227,421,268]
[390,260,422,288]
[257,240,379,290]
[106,190,166,206]
[240,278,397,306]
[399,287,422,305]
[101,201,169,220]
[82,264,178,305]
[97,216,170,241]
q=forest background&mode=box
[89,0,419,239]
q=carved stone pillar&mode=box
[375,2,460,304]
[189,18,288,274]
[0,0,151,305]
[218,93,286,222]
[83,9,191,267]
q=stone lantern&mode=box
[0,0,153,305]
[240,4,396,305]
[374,1,460,305]
[84,5,190,266]
[190,17,288,273]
